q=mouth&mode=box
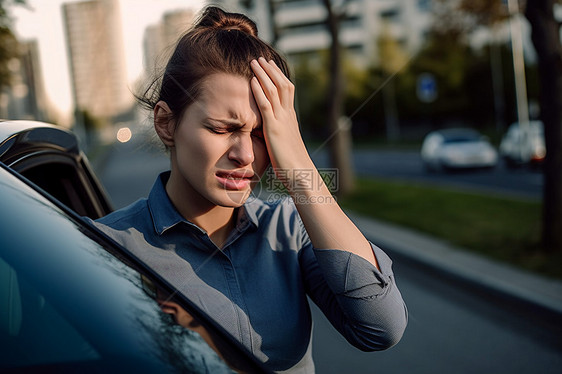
[215,170,255,190]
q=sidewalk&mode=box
[347,211,562,323]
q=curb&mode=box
[346,211,562,327]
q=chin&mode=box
[215,190,252,207]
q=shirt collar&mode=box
[148,171,194,235]
[236,198,260,232]
[240,197,260,230]
[148,171,260,235]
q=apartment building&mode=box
[0,40,50,122]
[143,9,195,76]
[213,0,433,66]
[63,0,132,122]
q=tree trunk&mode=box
[266,0,279,47]
[322,0,355,196]
[525,0,562,252]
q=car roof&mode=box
[435,128,480,138]
[424,128,483,143]
[0,120,79,160]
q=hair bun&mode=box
[195,6,258,37]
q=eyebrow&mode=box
[206,117,261,130]
[206,117,241,126]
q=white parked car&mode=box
[421,128,498,172]
[499,120,545,168]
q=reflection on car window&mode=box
[0,249,239,373]
[0,256,100,368]
[138,275,259,373]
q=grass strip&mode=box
[338,178,561,279]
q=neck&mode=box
[165,172,237,248]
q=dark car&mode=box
[0,121,270,373]
[0,120,112,219]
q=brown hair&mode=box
[137,6,290,126]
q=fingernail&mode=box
[251,59,258,66]
[259,56,267,63]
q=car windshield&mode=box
[442,135,480,144]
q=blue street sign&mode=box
[417,73,437,103]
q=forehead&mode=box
[198,73,250,104]
[191,73,260,125]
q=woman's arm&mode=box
[250,57,378,269]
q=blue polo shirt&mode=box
[93,171,407,372]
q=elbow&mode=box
[375,314,408,351]
[378,302,408,350]
[355,323,407,352]
[348,303,408,352]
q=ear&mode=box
[154,101,175,148]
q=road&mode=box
[310,148,542,200]
[93,136,560,373]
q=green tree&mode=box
[459,0,562,252]
[293,54,328,139]
[293,51,370,141]
[377,22,409,141]
[321,0,355,196]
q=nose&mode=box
[228,133,255,166]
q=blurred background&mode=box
[2,0,562,372]
[5,0,558,273]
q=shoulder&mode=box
[95,198,149,230]
[248,195,300,224]
[246,196,308,245]
[91,199,153,248]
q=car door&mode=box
[0,120,113,219]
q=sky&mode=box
[12,0,205,122]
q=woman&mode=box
[94,6,407,372]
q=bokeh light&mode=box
[116,127,132,143]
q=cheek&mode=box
[253,140,270,172]
[179,131,224,163]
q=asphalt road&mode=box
[310,148,543,201]
[93,137,560,373]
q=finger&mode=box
[251,59,281,109]
[250,76,275,120]
[258,58,294,108]
[257,57,285,85]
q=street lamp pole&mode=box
[507,0,530,162]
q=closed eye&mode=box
[206,126,229,135]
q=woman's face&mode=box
[167,73,269,208]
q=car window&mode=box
[13,157,112,220]
[0,165,266,373]
[0,238,242,373]
[0,256,100,368]
[442,135,479,143]
[20,161,92,217]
